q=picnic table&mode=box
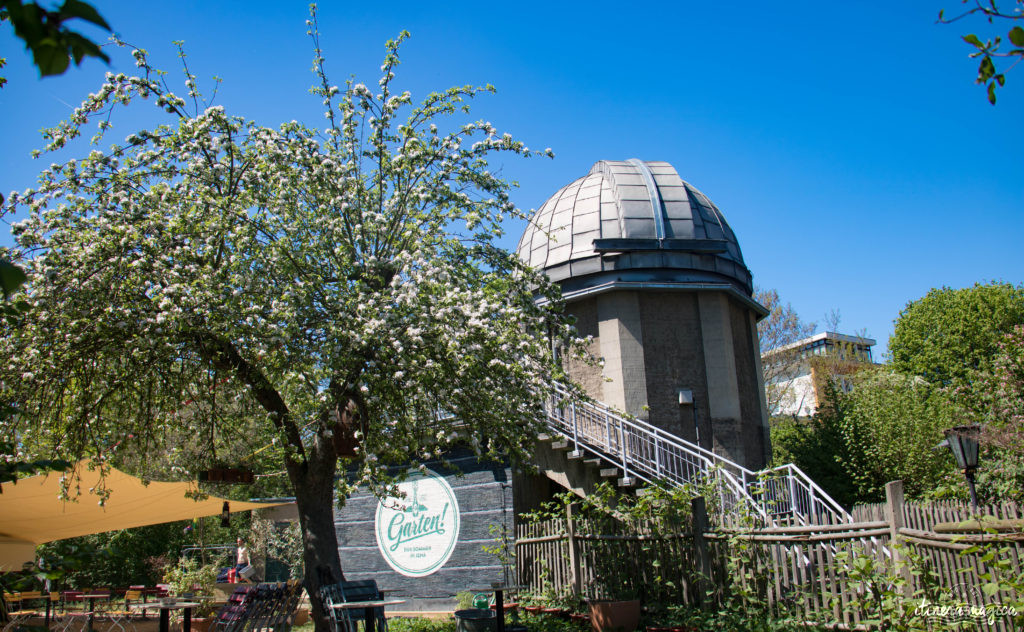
[81,592,112,632]
[131,600,201,632]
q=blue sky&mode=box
[2,1,1021,357]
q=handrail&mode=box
[542,384,852,527]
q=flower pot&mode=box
[189,617,213,632]
[454,609,496,632]
[542,607,565,617]
[588,600,641,632]
[523,606,543,614]
[570,613,590,623]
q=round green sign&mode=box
[374,469,460,577]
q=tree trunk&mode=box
[290,436,343,632]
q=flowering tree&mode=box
[1,22,578,625]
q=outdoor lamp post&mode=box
[938,425,981,510]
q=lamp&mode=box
[937,425,981,509]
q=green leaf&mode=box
[979,56,996,81]
[982,582,1002,597]
[963,34,984,48]
[64,30,108,64]
[59,0,110,29]
[988,81,998,104]
[0,260,27,298]
[32,40,70,76]
[1009,26,1024,48]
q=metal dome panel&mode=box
[517,160,753,296]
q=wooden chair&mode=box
[99,590,143,632]
[318,580,387,632]
[210,585,253,632]
[2,593,20,629]
[245,583,289,632]
[2,591,48,632]
[317,584,348,632]
[57,592,92,632]
[266,581,303,632]
[49,593,84,632]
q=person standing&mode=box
[235,538,250,574]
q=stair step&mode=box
[599,467,619,478]
[550,440,570,451]
[537,433,552,442]
[618,477,637,488]
[583,458,602,467]
[567,450,584,460]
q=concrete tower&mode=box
[517,160,770,470]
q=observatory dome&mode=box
[516,160,753,297]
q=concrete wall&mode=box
[637,291,708,445]
[562,289,769,471]
[563,297,605,400]
[334,453,513,610]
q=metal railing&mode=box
[543,383,851,527]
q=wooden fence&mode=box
[515,481,1022,630]
[516,504,700,605]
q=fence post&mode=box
[884,479,913,597]
[691,496,714,610]
[565,503,583,597]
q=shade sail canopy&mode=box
[0,462,291,570]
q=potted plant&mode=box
[519,592,544,615]
[163,557,219,632]
[586,571,641,632]
[589,598,641,632]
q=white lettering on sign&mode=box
[374,469,460,577]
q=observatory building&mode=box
[517,159,771,470]
[323,160,773,606]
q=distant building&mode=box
[762,331,876,417]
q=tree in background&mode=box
[755,287,816,417]
[776,282,1024,507]
[890,282,1024,503]
[772,368,956,507]
[971,325,1024,451]
[939,0,1024,104]
[0,18,580,631]
[837,368,957,502]
[770,380,858,507]
[950,324,1024,502]
[889,281,1024,386]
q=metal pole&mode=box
[965,468,979,511]
[618,418,628,477]
[788,472,797,519]
[570,402,579,453]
